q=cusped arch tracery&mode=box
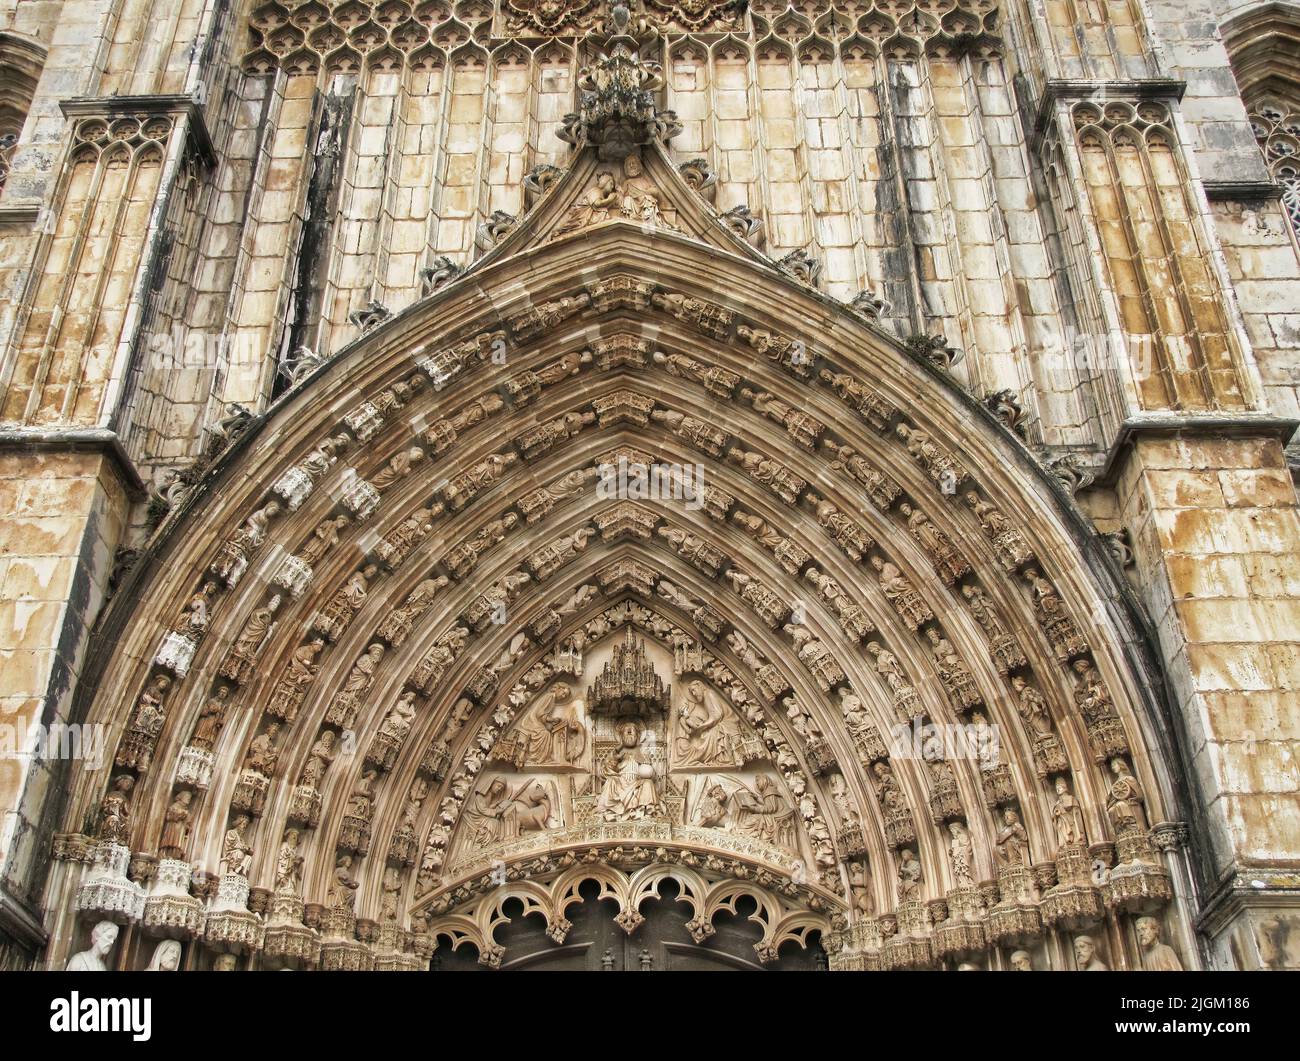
[53,205,1189,970]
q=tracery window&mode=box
[0,32,46,197]
[1249,100,1300,240]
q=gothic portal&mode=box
[0,0,1298,974]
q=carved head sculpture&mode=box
[687,679,706,700]
[1010,951,1033,971]
[617,721,640,748]
[1136,916,1161,948]
[551,681,572,700]
[213,953,238,971]
[1073,935,1097,966]
[1054,777,1070,796]
[90,920,119,957]
[147,939,182,971]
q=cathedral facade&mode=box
[0,0,1297,971]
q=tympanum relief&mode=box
[444,629,809,878]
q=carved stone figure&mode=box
[146,939,182,971]
[179,582,217,640]
[516,681,586,765]
[275,829,304,893]
[296,515,351,567]
[1073,934,1108,971]
[675,679,740,767]
[192,684,232,751]
[1106,757,1148,835]
[379,576,450,646]
[1051,776,1088,850]
[848,861,874,917]
[1010,950,1034,971]
[1136,916,1183,970]
[598,722,661,821]
[960,583,1028,673]
[219,595,281,683]
[97,774,134,845]
[220,814,254,877]
[245,723,283,776]
[66,921,119,971]
[995,807,1029,868]
[949,821,976,887]
[897,848,923,902]
[328,854,359,910]
[465,777,554,843]
[267,638,325,722]
[300,730,339,788]
[159,789,195,859]
[870,556,932,629]
[730,775,796,848]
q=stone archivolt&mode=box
[50,155,1186,971]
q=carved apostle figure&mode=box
[518,681,586,765]
[1136,916,1183,971]
[1073,934,1108,971]
[66,921,119,971]
[378,690,418,744]
[848,861,874,917]
[180,582,217,639]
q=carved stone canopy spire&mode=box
[586,627,670,716]
[560,41,677,161]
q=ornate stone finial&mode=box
[719,204,763,242]
[419,256,463,297]
[679,158,717,201]
[478,210,518,248]
[279,345,324,388]
[560,42,675,161]
[1102,526,1135,567]
[1047,452,1097,496]
[983,388,1028,438]
[523,163,565,206]
[348,300,391,333]
[904,334,962,371]
[847,290,889,321]
[586,627,669,717]
[776,248,822,287]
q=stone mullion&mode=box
[371,68,413,310]
[217,67,316,411]
[62,148,162,423]
[530,42,576,170]
[709,41,763,231]
[105,130,209,453]
[1043,104,1142,437]
[428,51,488,261]
[754,43,806,258]
[904,51,972,353]
[927,47,1012,399]
[4,148,115,423]
[801,47,859,300]
[971,59,1095,447]
[878,51,926,337]
[401,56,448,282]
[840,44,888,314]
[664,38,713,166]
[821,42,871,303]
[483,52,531,219]
[178,72,271,460]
